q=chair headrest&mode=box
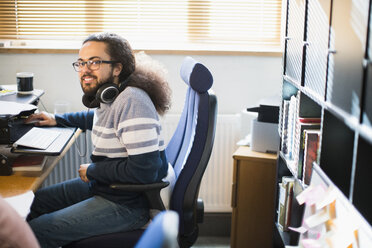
[180,56,213,93]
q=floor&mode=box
[192,236,230,248]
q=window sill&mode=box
[0,40,283,56]
[0,47,282,56]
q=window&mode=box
[0,0,283,52]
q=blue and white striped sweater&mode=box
[55,86,168,206]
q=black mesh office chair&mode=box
[65,56,217,248]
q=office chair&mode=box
[134,210,179,248]
[65,56,217,248]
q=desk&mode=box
[0,84,44,105]
[230,146,278,248]
[0,129,81,197]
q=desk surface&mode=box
[233,146,278,162]
[0,84,44,104]
[0,129,81,197]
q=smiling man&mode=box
[25,33,172,248]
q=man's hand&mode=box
[79,163,90,183]
[24,111,57,126]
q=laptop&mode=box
[13,127,61,150]
[11,126,77,156]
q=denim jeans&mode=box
[27,178,149,248]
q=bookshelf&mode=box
[275,0,372,247]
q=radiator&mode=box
[43,114,241,213]
[42,131,93,187]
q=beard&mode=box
[80,73,115,96]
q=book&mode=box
[12,155,47,171]
[286,95,297,160]
[277,176,295,231]
[282,176,295,231]
[296,120,321,180]
[277,182,286,230]
[298,117,321,123]
[302,130,321,185]
[281,100,290,154]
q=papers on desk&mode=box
[4,191,34,219]
[0,100,37,116]
[0,89,16,97]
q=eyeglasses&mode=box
[72,60,119,72]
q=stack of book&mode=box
[12,155,47,172]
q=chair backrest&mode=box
[165,56,214,176]
[165,56,217,247]
[134,210,179,248]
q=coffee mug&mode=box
[17,72,34,94]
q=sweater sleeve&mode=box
[86,150,166,184]
[55,110,94,130]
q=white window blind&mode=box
[0,0,283,51]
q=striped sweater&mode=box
[55,86,168,206]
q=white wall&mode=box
[0,52,282,117]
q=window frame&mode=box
[0,0,285,55]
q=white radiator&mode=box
[42,131,93,187]
[43,114,241,213]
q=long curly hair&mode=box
[128,52,172,115]
[83,33,172,115]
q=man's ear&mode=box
[114,63,123,77]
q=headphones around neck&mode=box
[82,79,128,108]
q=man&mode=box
[25,32,172,248]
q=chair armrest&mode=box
[196,198,204,223]
[110,181,170,210]
[110,181,169,191]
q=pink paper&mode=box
[296,185,326,206]
[288,226,308,234]
[301,238,322,248]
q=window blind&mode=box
[0,0,283,51]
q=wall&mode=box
[0,52,282,118]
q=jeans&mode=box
[27,178,149,248]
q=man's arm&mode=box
[85,151,167,185]
[25,110,94,131]
[55,111,94,130]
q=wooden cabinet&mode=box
[230,146,277,248]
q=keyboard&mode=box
[13,127,61,150]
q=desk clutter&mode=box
[0,84,44,145]
[12,155,47,172]
[0,153,47,176]
[0,84,77,177]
